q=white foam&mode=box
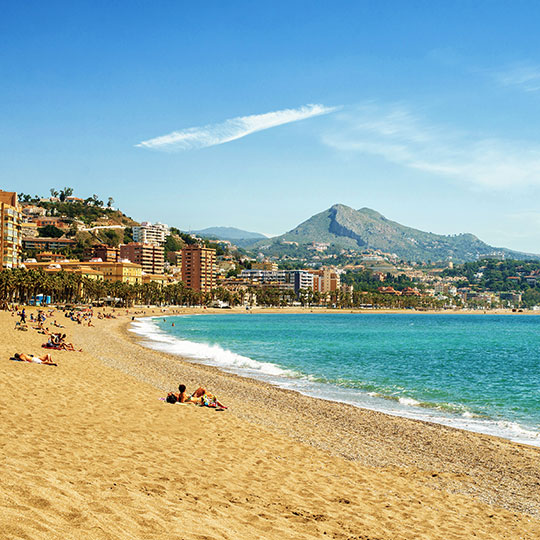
[399,397,421,407]
[130,317,295,378]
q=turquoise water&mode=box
[131,313,540,446]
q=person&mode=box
[13,352,57,366]
[166,384,189,404]
[166,385,227,408]
[19,309,26,324]
[188,386,227,409]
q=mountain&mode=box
[192,226,267,247]
[252,204,539,263]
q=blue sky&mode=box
[3,1,540,252]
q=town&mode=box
[2,188,540,310]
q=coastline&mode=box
[131,311,540,447]
[2,307,540,539]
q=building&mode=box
[23,237,76,251]
[142,273,169,286]
[33,217,69,229]
[120,242,164,274]
[132,222,170,246]
[239,269,313,294]
[84,243,119,263]
[181,245,216,292]
[21,205,46,218]
[24,260,142,285]
[35,251,71,262]
[0,190,23,268]
[100,261,143,285]
[307,267,340,293]
[21,221,38,238]
[252,261,278,271]
[321,267,340,293]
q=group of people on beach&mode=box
[166,384,227,410]
[11,305,96,367]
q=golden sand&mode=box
[1,307,540,539]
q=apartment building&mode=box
[308,267,340,293]
[239,269,313,294]
[120,242,164,274]
[0,190,23,268]
[23,237,76,251]
[132,222,170,246]
[181,245,216,292]
[24,260,143,285]
[84,243,119,263]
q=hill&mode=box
[251,204,539,263]
[192,227,267,247]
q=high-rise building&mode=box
[0,190,22,268]
[308,267,340,293]
[119,242,165,274]
[132,222,170,246]
[181,245,216,292]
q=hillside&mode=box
[251,204,539,263]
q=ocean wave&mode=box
[130,317,296,378]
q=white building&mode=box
[240,269,313,293]
[132,221,170,246]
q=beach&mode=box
[2,307,540,539]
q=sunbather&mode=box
[187,386,227,408]
[166,385,227,408]
[13,352,57,366]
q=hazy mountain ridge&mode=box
[251,204,539,262]
[191,226,267,247]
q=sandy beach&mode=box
[2,307,540,539]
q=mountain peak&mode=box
[262,204,538,262]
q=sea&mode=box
[130,313,540,447]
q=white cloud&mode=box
[323,104,540,189]
[495,63,540,92]
[136,104,338,151]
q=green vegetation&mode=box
[37,225,64,238]
[342,269,422,292]
[442,259,540,307]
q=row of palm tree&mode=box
[0,269,447,309]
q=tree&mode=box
[49,188,59,198]
[38,225,64,238]
[59,187,73,202]
[107,197,114,208]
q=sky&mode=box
[3,1,540,253]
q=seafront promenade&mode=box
[2,306,540,539]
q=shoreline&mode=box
[114,311,540,514]
[2,306,540,538]
[131,312,540,448]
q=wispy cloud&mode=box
[494,62,540,92]
[323,104,540,189]
[136,104,338,151]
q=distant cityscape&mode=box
[2,188,540,309]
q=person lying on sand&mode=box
[187,386,228,408]
[166,385,227,409]
[13,352,57,366]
